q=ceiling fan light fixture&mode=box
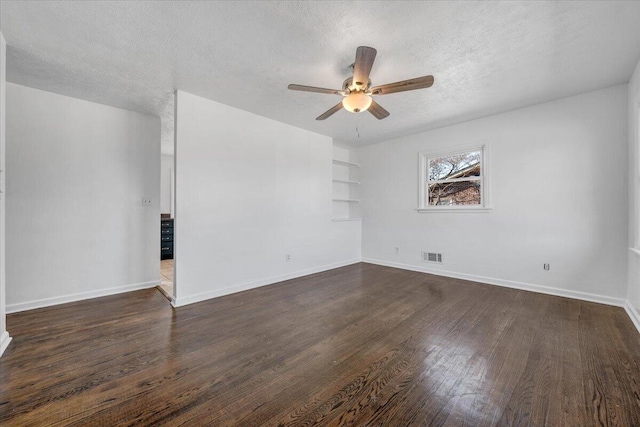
[288,46,433,121]
[342,92,372,113]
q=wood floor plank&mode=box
[1,263,639,426]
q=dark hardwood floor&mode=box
[1,263,640,426]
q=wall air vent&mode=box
[422,251,443,264]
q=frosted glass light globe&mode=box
[342,92,372,113]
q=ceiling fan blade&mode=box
[316,102,344,120]
[368,100,390,120]
[352,46,377,88]
[370,75,434,95]
[288,84,342,95]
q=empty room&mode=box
[1,1,640,425]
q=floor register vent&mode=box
[422,252,443,264]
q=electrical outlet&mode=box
[141,197,152,206]
[285,254,291,262]
[394,247,400,254]
[544,263,550,271]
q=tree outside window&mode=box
[419,147,488,211]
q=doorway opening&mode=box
[158,152,175,301]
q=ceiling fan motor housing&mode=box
[343,77,371,94]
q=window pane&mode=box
[428,150,481,181]
[428,180,481,206]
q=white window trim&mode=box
[635,97,640,249]
[416,143,492,213]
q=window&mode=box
[418,145,490,212]
[635,103,640,249]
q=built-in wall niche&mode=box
[332,156,361,222]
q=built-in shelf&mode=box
[332,155,361,223]
[332,179,360,185]
[332,159,361,168]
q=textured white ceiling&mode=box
[1,1,640,154]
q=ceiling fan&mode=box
[288,46,434,121]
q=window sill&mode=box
[416,207,492,213]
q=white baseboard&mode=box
[624,300,640,334]
[362,258,626,307]
[0,331,12,357]
[6,280,161,314]
[172,258,361,308]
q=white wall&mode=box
[359,85,628,304]
[173,90,361,306]
[0,31,10,356]
[627,58,640,327]
[6,83,160,312]
[160,154,173,216]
